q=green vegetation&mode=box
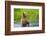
[14,8,39,23]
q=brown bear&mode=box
[21,12,29,27]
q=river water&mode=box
[14,22,39,27]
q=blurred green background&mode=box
[14,8,39,24]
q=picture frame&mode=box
[5,1,45,35]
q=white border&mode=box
[11,5,42,31]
